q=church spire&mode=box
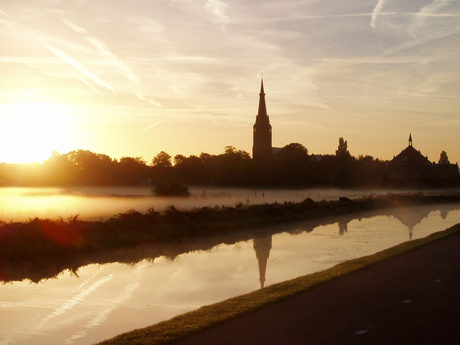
[253,78,272,162]
[409,133,413,147]
[256,78,268,124]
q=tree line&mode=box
[0,138,399,188]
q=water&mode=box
[1,189,460,344]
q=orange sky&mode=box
[1,1,460,164]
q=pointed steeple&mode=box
[409,133,412,147]
[253,78,272,162]
[257,79,268,122]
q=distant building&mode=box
[252,79,273,163]
[388,134,459,186]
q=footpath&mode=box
[171,232,460,345]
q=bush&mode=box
[151,181,190,197]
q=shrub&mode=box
[151,181,190,197]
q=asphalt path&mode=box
[172,232,460,345]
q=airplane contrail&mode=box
[142,117,168,132]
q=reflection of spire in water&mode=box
[253,235,272,288]
[338,220,348,236]
[391,207,431,240]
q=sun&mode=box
[0,102,76,164]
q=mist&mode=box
[0,186,406,222]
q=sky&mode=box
[1,0,459,164]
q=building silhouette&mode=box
[388,134,459,186]
[252,79,272,163]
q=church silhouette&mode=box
[252,79,273,163]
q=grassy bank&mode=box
[1,192,460,263]
[96,223,460,345]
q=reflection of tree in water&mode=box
[440,210,448,219]
[438,205,453,220]
[338,220,348,236]
[253,235,272,289]
[2,203,459,284]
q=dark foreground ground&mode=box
[171,231,460,345]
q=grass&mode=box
[2,192,460,263]
[96,223,460,345]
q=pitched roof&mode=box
[389,145,432,165]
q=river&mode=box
[1,188,460,344]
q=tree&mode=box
[215,146,252,185]
[438,151,449,164]
[151,180,190,197]
[42,151,78,185]
[118,157,149,185]
[336,137,350,158]
[332,138,355,187]
[151,151,173,183]
[273,143,312,186]
[151,151,172,168]
[65,150,117,185]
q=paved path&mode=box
[172,232,460,345]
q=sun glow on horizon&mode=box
[0,102,76,164]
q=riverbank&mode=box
[96,222,460,345]
[1,192,460,264]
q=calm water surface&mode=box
[1,189,460,344]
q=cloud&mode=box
[62,19,87,33]
[205,0,229,25]
[134,91,162,107]
[371,0,386,29]
[86,36,162,105]
[409,0,456,36]
[382,26,460,56]
[143,117,168,132]
[313,56,436,64]
[43,41,115,93]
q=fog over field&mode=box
[0,186,414,221]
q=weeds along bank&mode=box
[1,193,460,263]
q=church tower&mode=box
[252,79,272,162]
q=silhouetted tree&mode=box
[152,180,190,197]
[334,138,354,186]
[65,150,117,185]
[174,154,207,185]
[214,146,252,185]
[118,157,150,185]
[336,137,350,158]
[273,143,314,186]
[43,151,78,185]
[151,151,173,183]
[353,155,388,187]
[151,151,172,168]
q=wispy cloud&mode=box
[143,117,168,132]
[314,56,438,64]
[1,0,459,162]
[43,41,115,93]
[409,0,456,36]
[86,36,162,107]
[205,0,229,25]
[382,25,460,56]
[370,0,385,29]
[62,19,87,33]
